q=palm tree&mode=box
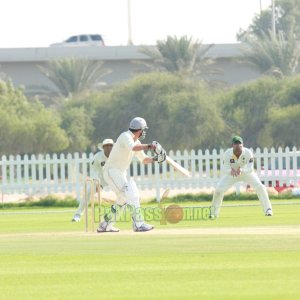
[138,35,215,77]
[237,0,300,42]
[240,31,300,77]
[38,57,111,98]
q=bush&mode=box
[0,195,77,209]
[0,80,68,155]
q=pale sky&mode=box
[0,0,271,48]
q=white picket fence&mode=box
[1,147,300,201]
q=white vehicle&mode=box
[50,34,105,47]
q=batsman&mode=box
[97,117,166,233]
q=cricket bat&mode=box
[166,156,191,178]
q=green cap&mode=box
[232,135,243,144]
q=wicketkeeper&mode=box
[72,138,114,222]
[211,136,273,218]
[97,117,166,232]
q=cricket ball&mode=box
[165,204,184,224]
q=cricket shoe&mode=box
[97,221,119,233]
[133,222,154,232]
[265,208,273,216]
[72,214,81,222]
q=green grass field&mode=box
[1,200,300,300]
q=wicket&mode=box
[84,177,101,232]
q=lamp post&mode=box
[127,0,133,45]
[260,0,262,14]
[271,0,276,37]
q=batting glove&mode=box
[151,141,164,155]
[153,150,166,163]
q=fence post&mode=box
[74,152,81,201]
[38,154,44,194]
[52,153,59,193]
[1,155,7,197]
[30,154,37,195]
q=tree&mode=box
[138,35,215,77]
[0,80,68,155]
[37,57,111,98]
[237,0,300,41]
[240,30,300,77]
[222,77,280,148]
[262,75,300,147]
[222,75,300,148]
[265,105,300,147]
[90,72,226,150]
[237,1,300,77]
[60,106,94,153]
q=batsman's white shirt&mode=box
[104,131,147,172]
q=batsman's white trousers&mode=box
[212,172,272,217]
[103,168,144,227]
